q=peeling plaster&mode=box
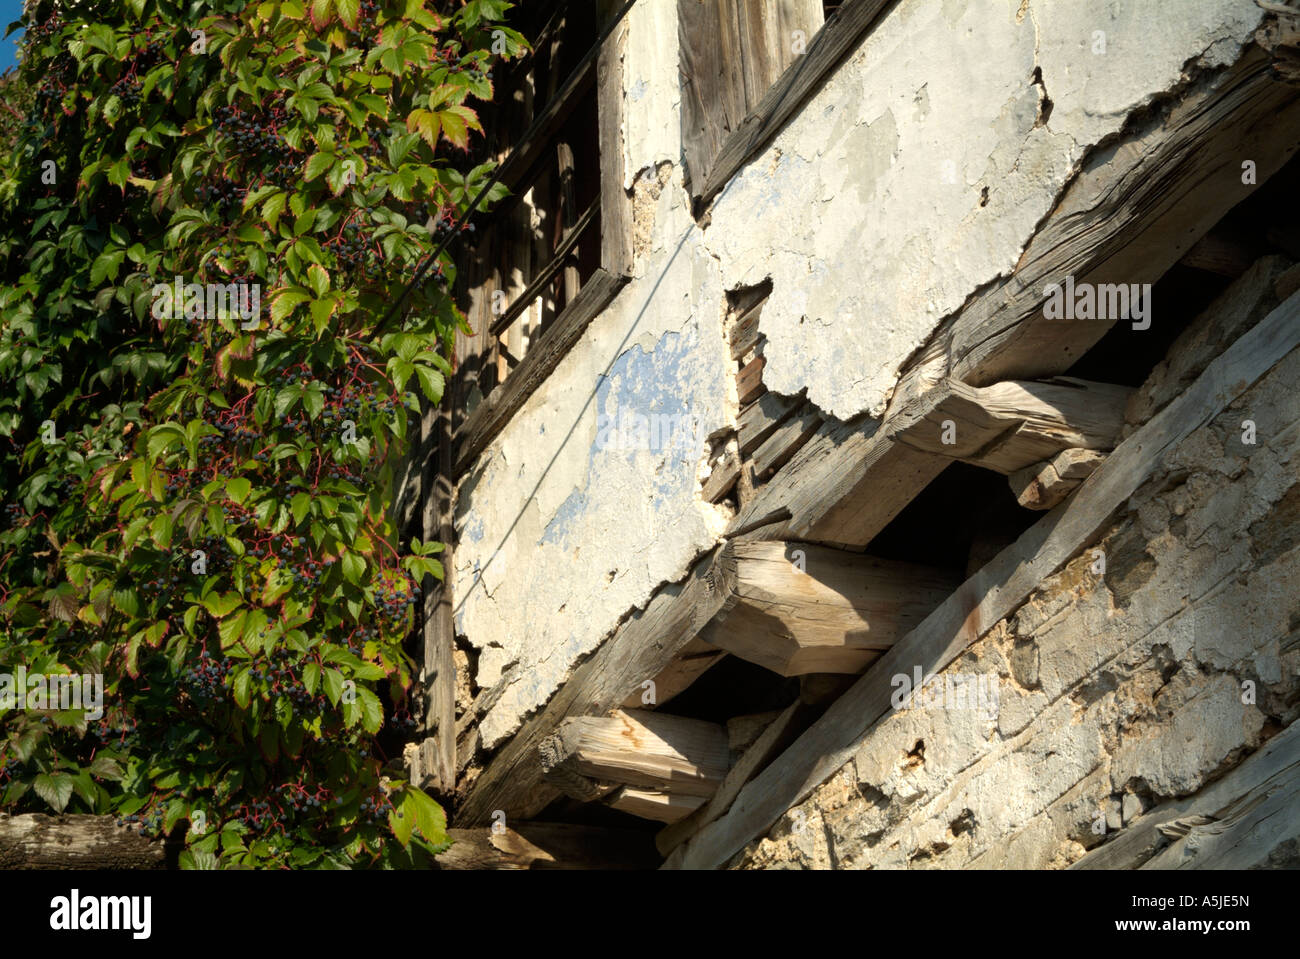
[454,0,1268,746]
[703,0,1265,420]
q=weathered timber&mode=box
[455,269,629,474]
[621,637,728,709]
[1008,448,1105,511]
[539,709,731,798]
[701,446,742,504]
[679,0,825,198]
[691,0,896,206]
[1179,229,1257,277]
[736,354,767,405]
[892,377,1131,475]
[436,823,659,870]
[457,544,741,824]
[607,787,706,824]
[0,814,166,869]
[491,51,596,195]
[748,404,824,480]
[738,390,801,455]
[698,541,961,676]
[949,44,1300,387]
[730,301,766,360]
[657,701,811,856]
[665,290,1300,869]
[597,0,634,275]
[489,197,599,337]
[1072,718,1300,870]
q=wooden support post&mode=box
[0,814,167,869]
[539,709,731,798]
[698,541,961,676]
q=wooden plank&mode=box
[607,787,706,824]
[539,709,731,798]
[693,0,896,205]
[950,45,1300,388]
[621,636,728,709]
[678,0,752,197]
[1179,229,1256,277]
[597,0,634,275]
[455,269,629,474]
[736,354,767,405]
[436,822,659,870]
[657,700,811,856]
[730,301,765,360]
[737,390,801,456]
[1008,448,1105,511]
[699,541,960,676]
[748,403,823,479]
[490,197,599,337]
[555,141,581,306]
[0,814,166,869]
[664,289,1300,869]
[700,445,742,503]
[457,543,741,824]
[1071,719,1300,870]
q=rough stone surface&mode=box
[732,340,1300,869]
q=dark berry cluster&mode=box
[115,806,166,838]
[92,716,140,746]
[0,756,22,783]
[324,219,385,284]
[182,649,230,703]
[109,74,143,106]
[213,102,295,186]
[239,799,281,832]
[279,781,330,812]
[3,502,24,527]
[391,709,419,734]
[195,179,245,217]
[374,576,419,627]
[360,792,394,822]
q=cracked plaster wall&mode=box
[453,0,1269,747]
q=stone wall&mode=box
[732,263,1300,869]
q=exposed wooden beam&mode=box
[1008,447,1105,511]
[656,700,811,856]
[457,544,741,825]
[698,541,960,676]
[455,268,629,474]
[607,787,706,824]
[436,822,659,870]
[620,637,728,709]
[663,288,1300,869]
[492,50,597,195]
[1071,718,1300,870]
[539,709,731,798]
[597,0,634,276]
[949,44,1300,388]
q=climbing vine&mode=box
[0,0,522,868]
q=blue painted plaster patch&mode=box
[539,328,708,550]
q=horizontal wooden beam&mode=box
[607,787,706,824]
[457,544,741,825]
[436,822,659,870]
[663,287,1300,869]
[455,268,629,474]
[1008,447,1105,511]
[539,709,731,798]
[699,541,961,676]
